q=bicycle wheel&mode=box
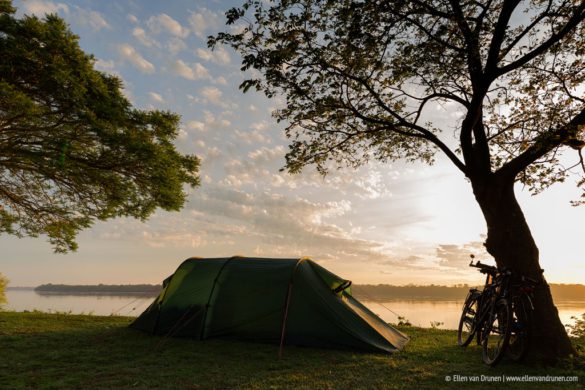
[457,291,480,346]
[507,295,532,362]
[482,299,512,366]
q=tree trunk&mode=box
[471,175,576,361]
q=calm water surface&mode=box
[4,290,584,329]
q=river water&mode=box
[4,289,584,330]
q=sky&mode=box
[2,0,584,287]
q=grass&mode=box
[0,311,584,389]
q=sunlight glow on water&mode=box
[361,300,585,330]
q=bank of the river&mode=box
[0,311,583,389]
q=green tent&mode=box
[131,257,408,353]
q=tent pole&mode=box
[200,257,236,340]
[278,258,306,359]
[278,282,294,359]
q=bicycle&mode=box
[506,275,539,362]
[457,256,514,366]
[457,256,498,347]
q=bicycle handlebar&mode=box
[469,260,498,274]
[469,258,540,286]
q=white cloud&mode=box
[177,128,188,140]
[74,7,110,31]
[250,121,268,132]
[167,37,187,54]
[232,121,274,144]
[352,170,391,199]
[436,240,489,270]
[203,147,222,163]
[147,13,189,38]
[183,186,389,262]
[170,60,209,80]
[248,145,286,164]
[188,8,221,38]
[235,129,271,145]
[195,46,230,65]
[21,1,69,16]
[203,110,215,125]
[148,92,164,103]
[127,14,138,24]
[213,76,228,85]
[141,231,206,249]
[199,86,223,106]
[117,44,155,74]
[132,27,158,47]
[94,58,115,71]
[186,120,206,132]
[219,145,288,189]
[195,48,213,61]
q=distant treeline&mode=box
[352,284,472,300]
[32,283,585,301]
[35,284,161,295]
[351,284,585,301]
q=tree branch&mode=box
[497,2,585,76]
[497,107,585,179]
[498,0,554,61]
[484,0,522,75]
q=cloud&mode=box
[73,7,110,31]
[132,27,158,47]
[232,121,274,145]
[323,169,393,200]
[167,37,186,54]
[127,14,138,24]
[213,76,228,85]
[188,8,221,38]
[248,146,286,164]
[195,47,231,65]
[148,92,164,103]
[436,240,489,269]
[182,186,389,261]
[199,86,223,106]
[235,129,272,145]
[27,4,111,31]
[141,231,206,249]
[147,13,189,38]
[94,58,115,72]
[21,1,69,16]
[117,44,155,74]
[186,120,206,132]
[177,128,188,140]
[170,60,209,80]
[201,147,222,164]
[198,110,231,131]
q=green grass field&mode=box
[0,311,583,389]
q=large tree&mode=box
[211,0,585,359]
[0,2,199,252]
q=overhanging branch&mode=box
[496,2,585,76]
[497,108,585,179]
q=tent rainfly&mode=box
[131,257,409,353]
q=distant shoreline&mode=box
[31,284,162,296]
[6,283,585,301]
